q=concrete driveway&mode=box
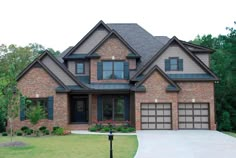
[135,130,236,158]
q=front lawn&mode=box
[223,132,236,138]
[0,134,138,158]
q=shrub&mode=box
[54,128,64,135]
[16,131,23,136]
[39,126,47,131]
[53,126,60,131]
[127,127,135,132]
[103,126,110,132]
[2,132,8,136]
[88,126,97,132]
[121,128,129,133]
[44,129,50,135]
[116,126,123,132]
[21,126,29,132]
[26,129,33,135]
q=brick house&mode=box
[15,20,218,130]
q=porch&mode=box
[67,93,135,130]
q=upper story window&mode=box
[165,57,183,71]
[76,62,85,74]
[102,61,124,79]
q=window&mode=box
[76,62,84,74]
[26,98,48,119]
[165,57,183,71]
[102,61,124,79]
[170,58,178,71]
[102,96,125,121]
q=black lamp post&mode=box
[108,130,114,158]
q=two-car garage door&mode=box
[141,103,209,130]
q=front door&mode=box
[71,97,88,123]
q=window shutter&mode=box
[20,96,25,121]
[179,59,183,71]
[124,95,130,121]
[124,62,129,79]
[97,62,102,80]
[47,96,54,120]
[165,59,170,71]
[97,95,102,121]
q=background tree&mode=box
[192,22,236,131]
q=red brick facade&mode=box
[90,37,133,83]
[135,70,216,130]
[16,67,69,131]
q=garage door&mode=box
[141,103,172,130]
[178,103,209,129]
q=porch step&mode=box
[68,124,90,130]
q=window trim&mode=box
[75,62,85,74]
[102,95,125,121]
[169,57,179,71]
[25,98,48,120]
[102,61,125,80]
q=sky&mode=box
[0,0,235,52]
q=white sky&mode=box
[0,0,235,52]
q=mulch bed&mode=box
[0,141,28,147]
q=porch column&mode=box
[89,94,92,124]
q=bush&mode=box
[26,129,33,135]
[103,126,110,132]
[121,128,129,133]
[53,126,60,131]
[88,126,97,132]
[2,132,8,136]
[39,126,47,131]
[127,127,135,132]
[54,128,64,135]
[116,126,123,132]
[44,129,50,135]
[16,131,23,136]
[21,126,29,132]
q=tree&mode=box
[0,64,21,142]
[192,22,236,131]
[26,103,46,136]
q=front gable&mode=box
[17,50,89,90]
[133,66,180,92]
[132,36,218,81]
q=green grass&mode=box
[0,134,138,158]
[223,132,236,138]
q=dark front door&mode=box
[71,97,88,123]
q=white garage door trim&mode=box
[178,103,209,130]
[141,103,172,130]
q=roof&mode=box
[57,46,73,63]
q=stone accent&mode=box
[15,67,69,131]
[134,70,216,130]
[90,36,131,83]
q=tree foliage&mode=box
[0,43,60,132]
[192,22,236,131]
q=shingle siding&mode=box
[68,60,90,76]
[74,28,109,54]
[195,53,210,67]
[41,55,77,85]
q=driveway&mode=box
[135,130,236,158]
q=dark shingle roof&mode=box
[107,24,165,77]
[155,36,170,45]
[57,46,73,63]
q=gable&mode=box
[41,55,78,86]
[95,35,132,59]
[73,26,109,54]
[144,43,206,75]
[133,66,180,92]
[132,36,218,81]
